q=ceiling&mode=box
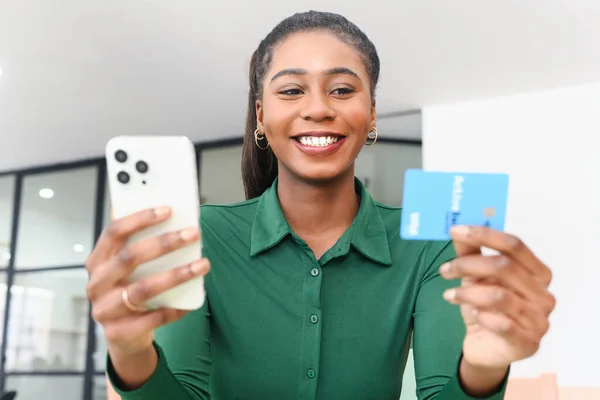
[1,0,600,171]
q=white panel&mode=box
[422,81,600,387]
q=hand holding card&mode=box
[440,225,556,373]
[399,169,556,392]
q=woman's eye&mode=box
[331,87,354,95]
[279,88,303,96]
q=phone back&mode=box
[105,135,204,310]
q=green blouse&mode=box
[108,178,507,400]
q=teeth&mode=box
[298,136,339,147]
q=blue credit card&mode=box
[400,169,509,241]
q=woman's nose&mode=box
[299,92,337,122]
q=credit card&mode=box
[400,169,509,241]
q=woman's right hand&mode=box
[85,206,210,358]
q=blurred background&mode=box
[1,1,599,399]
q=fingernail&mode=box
[443,289,456,301]
[472,308,479,317]
[190,260,206,275]
[154,206,170,217]
[439,262,451,275]
[180,227,199,241]
[450,225,470,238]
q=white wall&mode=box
[421,81,600,388]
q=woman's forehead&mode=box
[267,31,366,77]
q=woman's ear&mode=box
[256,99,264,131]
[370,99,377,129]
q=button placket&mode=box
[297,261,323,398]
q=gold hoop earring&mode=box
[365,127,378,146]
[254,128,269,150]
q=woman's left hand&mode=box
[439,225,556,370]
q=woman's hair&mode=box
[241,10,381,200]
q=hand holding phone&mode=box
[85,136,208,357]
[87,207,210,355]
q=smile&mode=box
[295,136,340,147]
[291,133,346,156]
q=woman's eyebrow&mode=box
[270,67,359,82]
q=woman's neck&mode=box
[276,169,359,252]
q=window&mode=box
[5,268,89,371]
[5,376,84,400]
[93,374,109,400]
[199,145,245,205]
[355,142,422,207]
[14,167,98,269]
[94,321,107,372]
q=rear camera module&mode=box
[115,150,128,163]
[117,171,130,184]
[135,160,149,174]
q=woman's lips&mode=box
[291,135,346,156]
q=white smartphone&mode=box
[105,135,205,310]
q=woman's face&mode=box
[257,30,376,184]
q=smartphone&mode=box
[105,135,205,310]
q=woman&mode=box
[90,10,555,400]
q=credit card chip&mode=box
[483,207,496,217]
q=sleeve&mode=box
[106,301,212,400]
[412,241,509,400]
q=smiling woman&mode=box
[94,10,555,400]
[242,16,379,200]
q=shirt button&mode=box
[310,268,320,277]
[307,369,316,379]
[310,315,319,324]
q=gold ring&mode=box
[121,288,148,313]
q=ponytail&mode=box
[241,50,278,200]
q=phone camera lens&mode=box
[117,171,130,184]
[115,150,128,163]
[135,161,149,174]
